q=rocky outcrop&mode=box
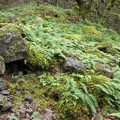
[0,23,27,63]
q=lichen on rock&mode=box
[0,23,27,63]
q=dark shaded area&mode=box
[5,60,28,75]
[53,93,60,101]
[98,47,107,53]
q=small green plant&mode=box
[7,115,18,120]
[63,79,98,115]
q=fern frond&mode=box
[109,113,120,118]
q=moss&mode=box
[0,23,20,36]
[91,74,111,84]
[56,97,89,120]
[25,48,49,68]
[87,49,105,58]
[0,56,4,60]
[107,47,119,55]
[96,42,119,55]
[99,0,116,24]
[82,26,101,36]
[17,18,26,24]
[63,34,82,41]
[35,17,44,23]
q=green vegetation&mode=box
[1,1,120,120]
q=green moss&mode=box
[82,26,101,36]
[63,34,82,41]
[91,75,111,84]
[25,48,49,68]
[35,17,44,23]
[96,42,119,55]
[0,23,20,36]
[99,0,116,24]
[107,47,119,55]
[87,49,105,58]
[17,18,26,24]
[0,56,4,60]
[57,97,89,120]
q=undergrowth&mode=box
[1,1,120,120]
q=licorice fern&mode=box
[64,79,98,114]
[95,80,120,110]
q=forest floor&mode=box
[0,1,120,120]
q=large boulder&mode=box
[0,56,5,75]
[0,23,27,63]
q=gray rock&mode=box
[26,113,31,119]
[26,108,33,115]
[0,23,27,63]
[63,57,86,73]
[1,90,10,96]
[0,81,8,90]
[1,102,12,112]
[0,56,5,75]
[0,77,3,81]
[24,96,33,103]
[33,109,56,120]
[0,94,7,108]
[96,64,114,78]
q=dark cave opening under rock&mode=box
[5,60,30,75]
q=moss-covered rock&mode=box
[0,23,27,63]
[96,42,119,55]
[82,26,101,36]
[95,63,114,78]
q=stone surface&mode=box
[1,102,12,112]
[26,108,33,115]
[0,94,8,112]
[63,57,86,73]
[24,96,33,103]
[0,23,27,63]
[33,109,56,120]
[0,94,7,108]
[1,90,10,96]
[0,56,5,75]
[96,64,114,78]
[0,81,7,90]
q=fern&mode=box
[64,79,98,115]
[95,80,120,110]
[109,113,120,118]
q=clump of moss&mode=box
[0,23,20,36]
[96,42,119,55]
[63,34,82,41]
[82,26,101,36]
[86,49,104,58]
[91,75,111,84]
[25,48,49,68]
[56,97,89,120]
